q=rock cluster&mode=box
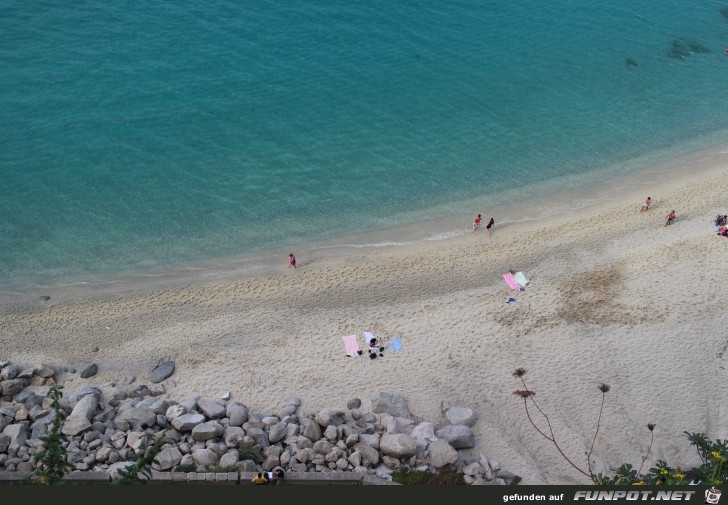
[0,360,520,485]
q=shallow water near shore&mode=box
[3,0,728,291]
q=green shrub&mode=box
[238,447,258,462]
[29,384,73,485]
[391,467,465,485]
[174,464,197,473]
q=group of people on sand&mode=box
[472,214,495,235]
[639,196,677,227]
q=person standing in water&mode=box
[472,214,482,232]
[485,217,495,236]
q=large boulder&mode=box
[69,395,98,420]
[353,442,380,466]
[410,422,438,451]
[1,379,25,397]
[443,405,477,427]
[197,398,225,419]
[370,392,410,418]
[227,403,248,426]
[2,424,27,452]
[191,448,219,467]
[191,421,224,441]
[153,447,182,471]
[427,439,459,468]
[300,417,321,441]
[380,433,417,458]
[435,425,475,449]
[171,412,205,432]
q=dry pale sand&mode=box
[1,147,727,485]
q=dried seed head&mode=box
[513,390,535,398]
[647,423,655,432]
[512,368,527,378]
[598,383,610,393]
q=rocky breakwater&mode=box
[0,360,521,485]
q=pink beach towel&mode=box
[342,335,361,357]
[503,273,521,290]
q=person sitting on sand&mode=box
[271,468,285,485]
[251,472,268,485]
[640,197,652,212]
[664,210,676,227]
[369,337,384,359]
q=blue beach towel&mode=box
[390,337,402,352]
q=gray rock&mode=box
[75,386,102,399]
[443,406,477,427]
[427,439,459,468]
[284,396,301,407]
[165,404,186,422]
[171,412,205,432]
[17,368,36,379]
[347,398,362,410]
[245,427,270,448]
[300,417,321,441]
[226,403,248,426]
[150,361,175,383]
[153,447,183,471]
[197,398,225,419]
[410,422,438,451]
[435,425,475,449]
[219,450,239,468]
[191,421,224,441]
[279,405,296,417]
[36,365,55,378]
[107,461,136,479]
[61,415,92,436]
[122,376,136,385]
[353,442,380,466]
[116,407,157,429]
[80,363,98,379]
[1,365,19,380]
[380,433,417,458]
[191,448,219,467]
[370,392,410,418]
[1,379,25,397]
[268,422,287,444]
[312,440,334,455]
[224,426,245,447]
[70,395,98,420]
[314,407,346,427]
[220,391,231,401]
[2,424,27,452]
[359,433,381,450]
[496,469,522,485]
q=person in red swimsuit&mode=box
[288,253,296,269]
[472,214,482,232]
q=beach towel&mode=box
[503,272,520,290]
[363,331,375,344]
[514,272,530,288]
[390,337,402,352]
[342,335,362,357]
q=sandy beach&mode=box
[2,147,727,485]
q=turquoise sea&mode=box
[2,0,728,290]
